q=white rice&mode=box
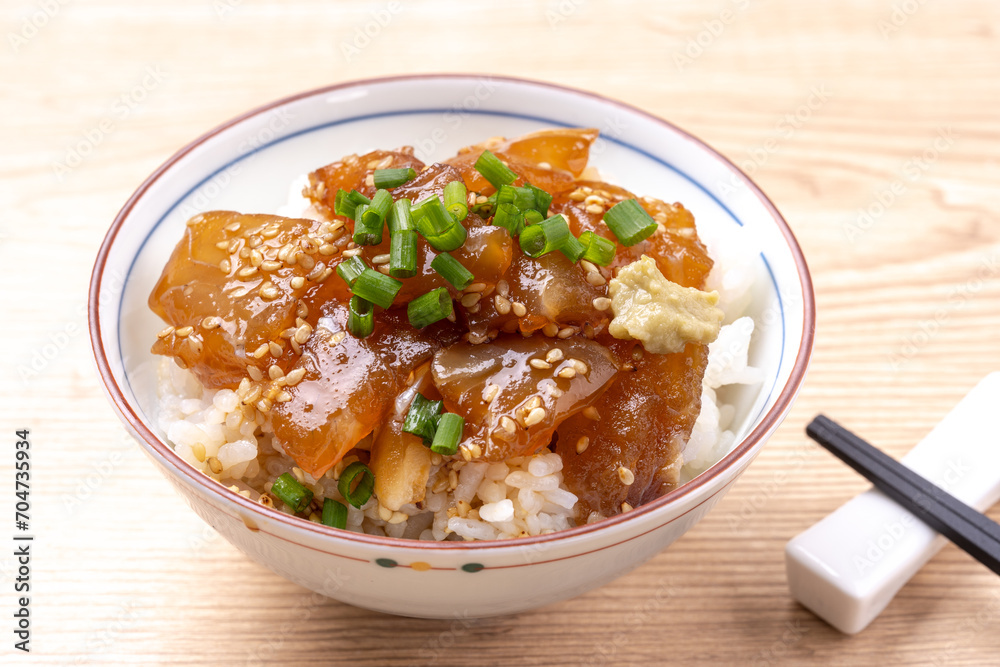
[154,180,761,540]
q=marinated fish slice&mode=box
[444,128,599,194]
[555,339,709,518]
[432,336,619,462]
[392,163,465,203]
[271,306,460,479]
[305,148,426,215]
[465,249,610,339]
[551,180,713,288]
[150,211,347,389]
[369,365,436,512]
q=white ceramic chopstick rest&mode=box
[785,372,1000,634]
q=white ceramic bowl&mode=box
[90,74,814,618]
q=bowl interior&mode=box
[95,75,811,513]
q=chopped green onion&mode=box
[578,231,617,266]
[389,229,418,279]
[407,287,453,328]
[351,268,402,309]
[352,204,382,245]
[402,393,444,444]
[387,198,414,234]
[412,195,467,251]
[473,149,518,190]
[348,295,374,338]
[558,233,586,262]
[430,413,464,456]
[338,461,375,509]
[270,473,313,513]
[495,184,536,211]
[443,181,469,221]
[523,209,544,225]
[334,189,371,220]
[526,184,552,216]
[603,198,657,246]
[519,214,570,258]
[430,252,474,290]
[492,203,524,237]
[373,167,416,189]
[336,255,368,288]
[361,189,393,227]
[321,498,348,529]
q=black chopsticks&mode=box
[806,414,1000,577]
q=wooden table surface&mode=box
[4,0,1000,664]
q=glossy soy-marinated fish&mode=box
[150,125,725,530]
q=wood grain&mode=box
[3,0,1000,664]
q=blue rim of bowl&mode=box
[89,73,816,552]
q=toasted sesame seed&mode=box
[542,323,559,337]
[298,254,316,271]
[268,364,283,380]
[621,502,633,513]
[175,326,193,338]
[376,155,393,170]
[557,366,577,379]
[657,223,667,234]
[249,249,264,267]
[592,297,612,311]
[237,266,258,279]
[526,396,542,410]
[157,326,175,339]
[279,369,304,388]
[446,310,457,323]
[342,248,362,258]
[530,359,552,370]
[219,259,232,273]
[294,323,312,344]
[268,341,283,357]
[260,260,281,272]
[501,416,517,434]
[259,283,280,300]
[580,259,598,274]
[248,236,263,249]
[557,327,575,339]
[545,348,564,363]
[484,383,500,404]
[584,194,606,207]
[448,469,459,491]
[575,436,590,454]
[330,331,347,345]
[215,240,229,251]
[276,390,292,403]
[285,276,303,291]
[227,239,240,254]
[583,406,601,421]
[618,466,635,485]
[524,407,546,427]
[291,466,306,483]
[224,222,241,233]
[296,301,308,318]
[319,267,334,282]
[242,385,262,405]
[261,226,280,239]
[307,263,327,281]
[465,282,487,293]
[372,253,391,265]
[247,366,264,381]
[191,442,206,462]
[585,271,607,286]
[256,398,272,413]
[376,264,391,275]
[460,293,481,308]
[571,359,589,374]
[252,343,269,359]
[290,339,301,355]
[258,494,274,508]
[506,302,524,319]
[207,457,223,474]
[568,190,587,201]
[585,204,604,215]
[494,295,512,315]
[496,279,510,297]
